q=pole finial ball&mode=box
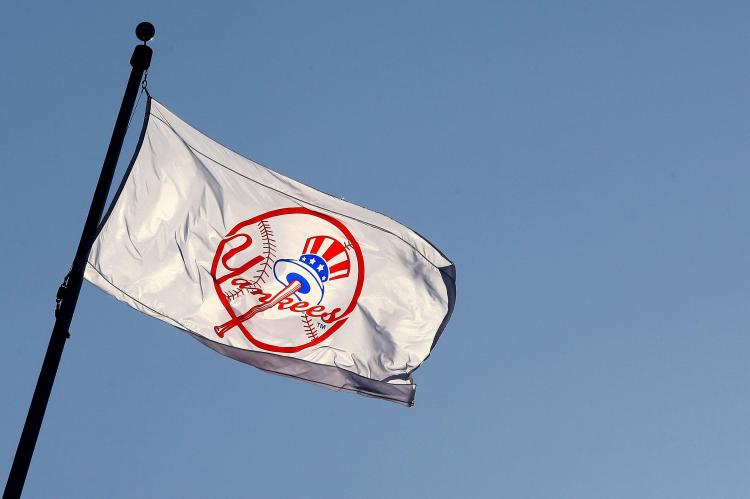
[135,22,156,42]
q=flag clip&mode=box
[141,70,150,97]
[54,272,71,319]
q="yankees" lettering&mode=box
[214,233,264,286]
[229,278,344,324]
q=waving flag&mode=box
[84,97,456,405]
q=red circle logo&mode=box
[211,207,364,353]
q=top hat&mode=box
[273,235,351,305]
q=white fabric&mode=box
[85,98,455,405]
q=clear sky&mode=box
[2,1,750,498]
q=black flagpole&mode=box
[3,22,155,499]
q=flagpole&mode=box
[3,22,155,499]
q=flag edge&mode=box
[94,95,153,239]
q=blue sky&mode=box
[2,1,750,498]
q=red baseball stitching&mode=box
[224,285,262,302]
[223,288,246,301]
[301,314,318,340]
[252,220,276,285]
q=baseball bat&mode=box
[214,279,302,337]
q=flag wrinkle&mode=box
[189,332,416,406]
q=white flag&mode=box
[85,98,456,405]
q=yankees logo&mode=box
[211,207,365,353]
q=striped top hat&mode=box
[273,236,351,305]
